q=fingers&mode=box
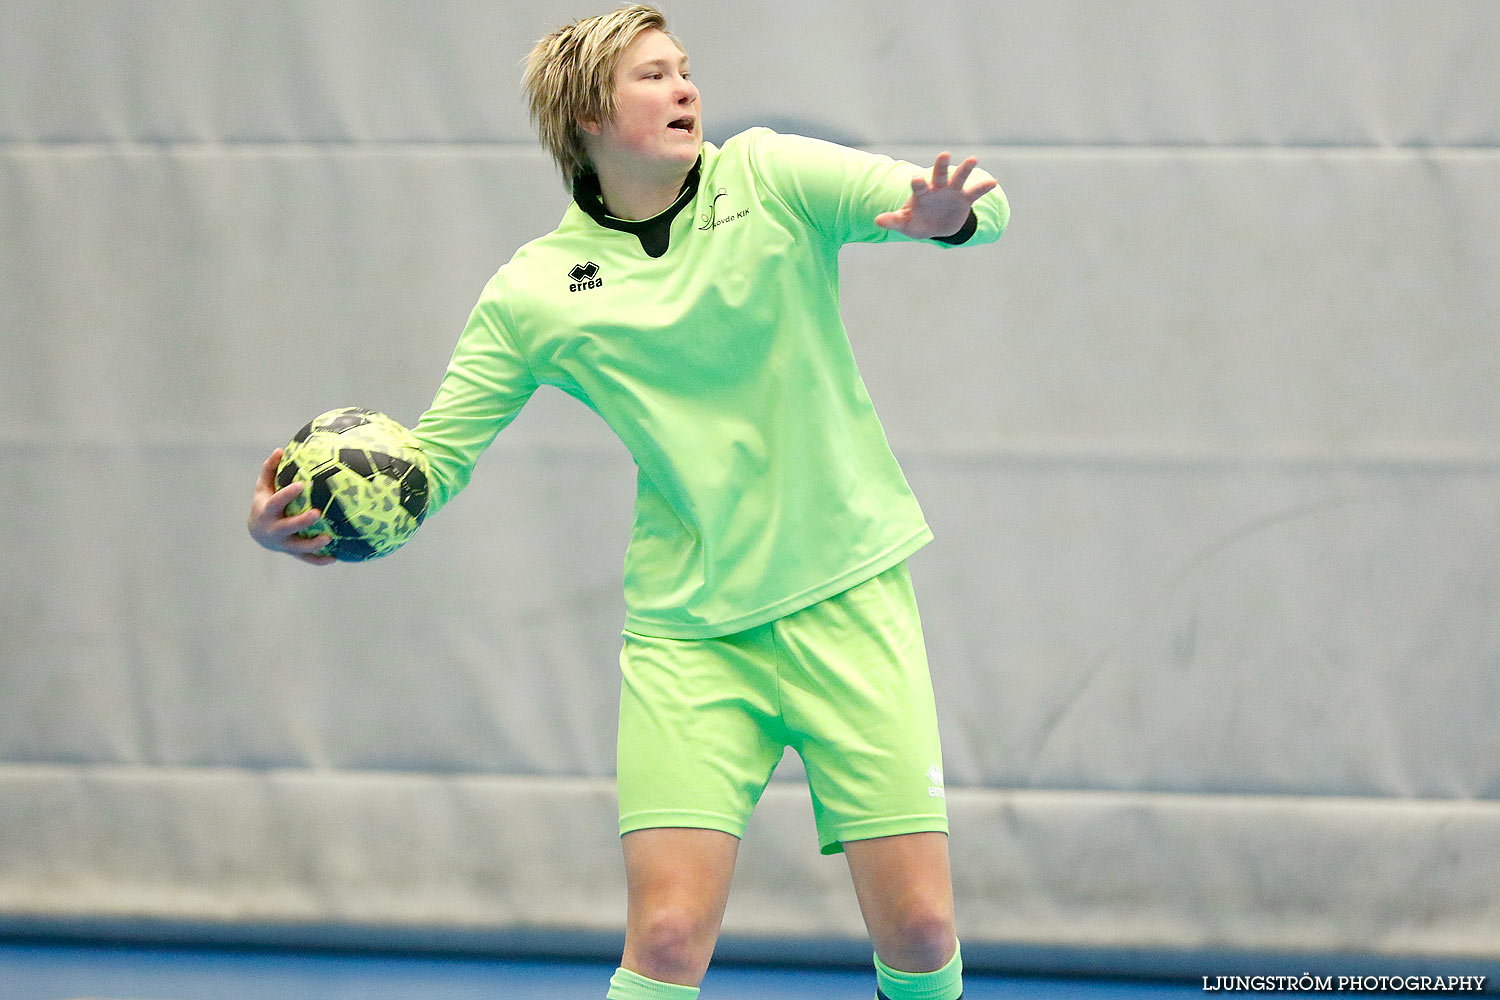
[947,155,976,190]
[914,153,996,201]
[258,450,318,522]
[264,478,308,520]
[254,449,282,496]
[273,501,324,537]
[250,505,324,544]
[931,151,951,189]
[928,153,997,198]
[962,176,998,205]
[287,532,335,556]
[277,513,335,561]
[883,151,996,236]
[265,494,326,542]
[955,155,996,196]
[253,448,303,520]
[249,448,337,564]
[255,510,334,561]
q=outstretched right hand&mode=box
[247,448,337,566]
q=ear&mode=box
[577,117,603,138]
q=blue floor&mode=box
[1,941,1208,1000]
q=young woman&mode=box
[249,6,1008,998]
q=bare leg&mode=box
[843,831,958,973]
[620,827,740,987]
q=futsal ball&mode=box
[274,407,430,561]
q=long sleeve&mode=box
[740,128,1009,250]
[410,271,539,516]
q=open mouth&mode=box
[668,117,696,134]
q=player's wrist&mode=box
[930,209,978,245]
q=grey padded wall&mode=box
[3,0,1498,974]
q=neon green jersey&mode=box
[412,128,1008,639]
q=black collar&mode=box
[572,158,702,259]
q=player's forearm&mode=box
[410,368,522,518]
[410,295,538,517]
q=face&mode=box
[582,28,701,179]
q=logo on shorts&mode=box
[927,764,945,799]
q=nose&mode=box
[675,75,698,105]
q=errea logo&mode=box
[568,261,603,292]
[927,764,945,799]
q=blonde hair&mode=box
[522,4,682,181]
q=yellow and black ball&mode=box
[274,407,429,561]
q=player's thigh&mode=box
[623,826,740,920]
[617,627,786,838]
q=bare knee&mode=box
[624,904,720,986]
[876,903,957,973]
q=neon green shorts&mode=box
[617,561,948,855]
